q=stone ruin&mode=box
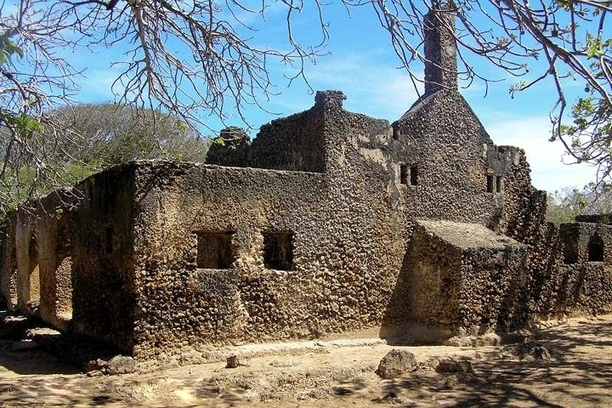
[1,9,612,360]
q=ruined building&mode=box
[1,9,612,360]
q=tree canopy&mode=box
[0,0,610,205]
[547,183,612,225]
[0,103,206,215]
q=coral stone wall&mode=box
[7,88,612,359]
[249,101,326,172]
[69,164,138,353]
[128,94,407,358]
[205,127,251,168]
[15,210,39,316]
[391,90,516,225]
[0,213,18,309]
[533,223,612,317]
[391,220,527,336]
[30,192,74,331]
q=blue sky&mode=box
[64,2,595,193]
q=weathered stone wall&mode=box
[207,91,332,172]
[247,92,330,172]
[15,209,39,316]
[394,221,463,331]
[205,127,251,167]
[125,92,408,358]
[5,88,612,359]
[1,194,75,330]
[459,244,528,334]
[532,223,612,317]
[30,191,74,331]
[69,164,138,353]
[389,220,527,337]
[391,90,516,226]
[5,8,612,358]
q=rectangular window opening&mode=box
[487,175,495,193]
[196,231,236,269]
[410,166,418,186]
[263,231,294,271]
[496,176,502,193]
[400,164,408,185]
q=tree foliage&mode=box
[0,103,206,215]
[49,104,206,166]
[547,183,612,225]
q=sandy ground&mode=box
[1,315,612,407]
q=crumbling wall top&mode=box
[314,90,346,111]
[575,214,612,224]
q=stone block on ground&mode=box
[375,349,418,379]
[108,355,137,375]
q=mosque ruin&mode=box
[1,9,611,360]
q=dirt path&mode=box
[1,316,612,407]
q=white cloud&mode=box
[259,51,421,122]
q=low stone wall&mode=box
[401,220,528,336]
[129,159,405,359]
[528,222,612,318]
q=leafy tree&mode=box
[49,104,206,166]
[554,71,612,182]
[547,183,612,225]
[0,103,206,215]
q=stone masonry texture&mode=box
[2,9,612,359]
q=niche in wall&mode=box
[195,231,236,269]
[392,125,400,140]
[399,164,418,186]
[262,231,294,271]
[588,233,604,262]
[487,175,503,193]
[410,166,418,186]
[400,165,408,185]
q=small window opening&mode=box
[400,165,408,185]
[588,233,604,262]
[392,125,400,140]
[496,176,502,193]
[410,166,418,186]
[563,249,578,264]
[487,175,495,193]
[196,231,236,269]
[263,231,293,271]
[105,226,113,254]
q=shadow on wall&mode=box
[378,243,454,345]
[378,220,531,344]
